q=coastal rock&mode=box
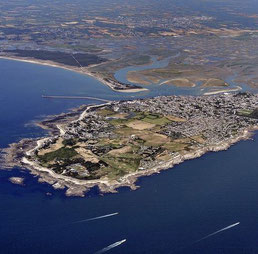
[65,186,87,197]
[9,177,25,186]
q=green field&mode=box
[38,147,78,163]
[35,108,203,180]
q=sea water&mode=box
[1,59,258,254]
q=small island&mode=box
[9,177,25,186]
[2,92,258,196]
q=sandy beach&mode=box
[0,56,148,93]
[204,86,242,95]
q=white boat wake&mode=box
[72,212,119,224]
[95,239,126,254]
[195,222,240,243]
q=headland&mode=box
[1,92,258,197]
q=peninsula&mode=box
[0,53,148,93]
[2,92,258,196]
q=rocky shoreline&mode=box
[1,101,257,197]
[9,177,25,186]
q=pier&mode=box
[42,95,111,103]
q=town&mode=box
[24,92,258,185]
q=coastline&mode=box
[0,56,148,93]
[1,56,257,197]
[203,86,242,95]
[2,101,257,197]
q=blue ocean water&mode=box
[1,59,258,254]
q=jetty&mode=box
[42,95,111,103]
